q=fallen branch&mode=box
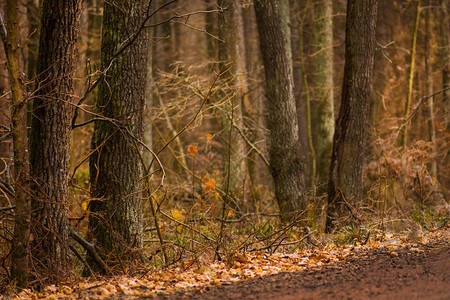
[69,244,97,279]
[68,227,112,275]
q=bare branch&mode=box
[68,227,112,275]
[0,205,15,212]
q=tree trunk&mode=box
[425,1,437,179]
[279,0,292,75]
[218,0,247,208]
[400,0,420,148]
[86,0,102,64]
[297,0,317,188]
[254,0,306,222]
[26,0,40,81]
[205,0,218,60]
[144,21,154,167]
[242,0,266,206]
[2,0,31,287]
[441,0,450,128]
[89,0,148,266]
[313,0,334,185]
[326,0,378,232]
[30,0,81,275]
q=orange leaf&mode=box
[206,134,212,141]
[188,145,197,156]
[202,175,216,192]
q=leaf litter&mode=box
[11,227,448,299]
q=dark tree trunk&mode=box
[88,0,148,266]
[2,0,31,288]
[30,0,81,274]
[326,0,378,232]
[254,0,306,222]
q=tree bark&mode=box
[1,0,31,288]
[313,0,334,185]
[89,0,148,266]
[326,0,378,232]
[254,0,306,221]
[279,0,292,75]
[218,0,247,208]
[30,0,81,275]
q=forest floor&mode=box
[155,232,449,300]
[11,227,449,299]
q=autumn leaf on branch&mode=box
[188,145,198,156]
[202,174,216,192]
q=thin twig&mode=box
[396,87,450,135]
[0,205,15,212]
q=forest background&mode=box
[0,0,448,291]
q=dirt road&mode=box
[155,241,449,299]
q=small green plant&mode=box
[411,204,448,230]
[334,225,370,245]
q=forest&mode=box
[0,0,448,298]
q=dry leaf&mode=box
[188,145,197,156]
[171,210,185,222]
[202,175,216,192]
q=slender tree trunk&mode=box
[25,0,40,142]
[326,0,378,232]
[144,23,154,166]
[26,0,39,81]
[254,0,306,221]
[313,0,334,185]
[441,0,450,128]
[425,2,437,179]
[242,1,265,204]
[89,0,148,266]
[298,0,316,188]
[1,0,31,288]
[218,0,247,207]
[205,0,218,60]
[235,0,253,210]
[30,0,81,275]
[86,0,102,65]
[400,0,420,148]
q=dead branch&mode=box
[68,227,112,275]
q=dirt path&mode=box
[155,241,449,299]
